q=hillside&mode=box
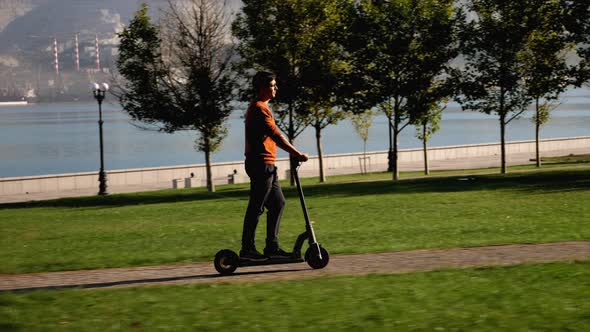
[0,0,168,55]
[0,0,242,101]
[0,0,44,32]
[0,0,242,52]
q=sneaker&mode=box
[264,247,293,258]
[239,248,268,261]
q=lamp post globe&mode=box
[91,82,108,195]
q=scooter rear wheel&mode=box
[305,245,329,269]
[214,249,238,275]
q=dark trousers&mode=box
[242,162,286,251]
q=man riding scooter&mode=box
[240,71,309,261]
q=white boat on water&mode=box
[0,89,35,106]
[0,100,28,106]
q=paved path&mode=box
[1,241,588,293]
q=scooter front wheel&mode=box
[214,249,238,275]
[305,245,329,269]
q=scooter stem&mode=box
[294,163,319,247]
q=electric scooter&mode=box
[213,162,329,275]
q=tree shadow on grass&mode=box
[0,187,251,210]
[2,169,589,210]
[299,168,590,198]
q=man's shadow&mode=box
[2,268,308,294]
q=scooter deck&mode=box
[237,256,304,267]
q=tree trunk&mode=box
[535,97,541,168]
[363,139,368,174]
[387,112,394,172]
[393,110,400,181]
[204,137,215,192]
[500,112,507,174]
[423,121,429,176]
[499,88,507,174]
[315,124,326,183]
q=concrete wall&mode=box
[2,136,589,196]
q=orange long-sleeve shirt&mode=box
[244,101,284,164]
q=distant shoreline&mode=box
[2,99,589,178]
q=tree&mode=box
[457,0,539,174]
[562,1,590,86]
[411,95,446,176]
[518,0,573,167]
[300,0,351,183]
[530,100,560,165]
[233,0,357,184]
[115,1,235,192]
[350,109,375,174]
[406,76,452,176]
[232,0,315,183]
[310,105,348,182]
[346,0,458,180]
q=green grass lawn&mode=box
[1,261,589,331]
[1,166,590,274]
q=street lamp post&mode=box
[91,82,109,195]
[387,114,394,172]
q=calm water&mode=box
[1,88,590,178]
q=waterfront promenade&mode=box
[2,144,589,204]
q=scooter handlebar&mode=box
[295,162,302,172]
[295,160,306,171]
